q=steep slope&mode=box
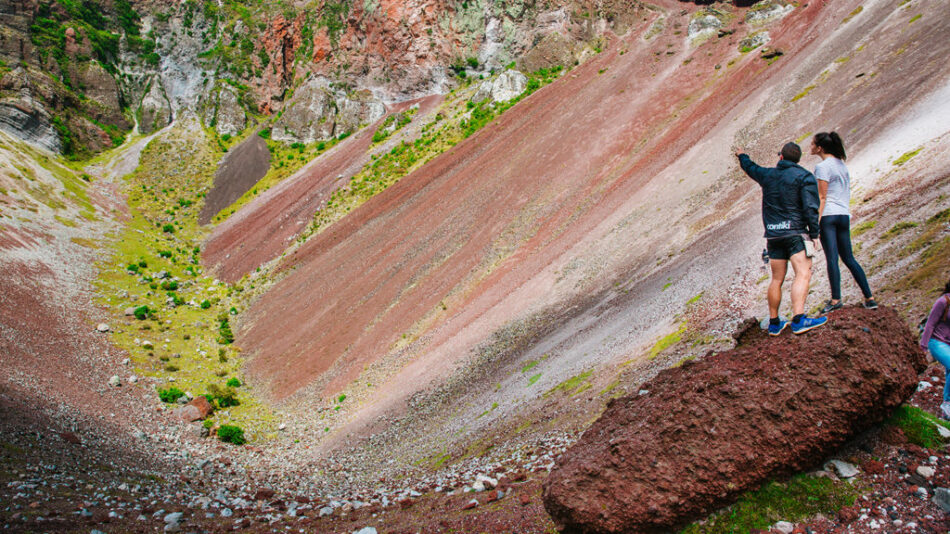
[221,0,950,457]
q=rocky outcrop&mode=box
[138,77,172,134]
[0,97,61,153]
[202,84,247,137]
[746,0,794,25]
[271,77,384,144]
[472,70,527,104]
[543,307,926,533]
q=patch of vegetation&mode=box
[372,109,415,143]
[893,147,921,166]
[686,292,703,306]
[217,316,235,344]
[648,324,686,360]
[207,383,239,408]
[884,221,918,236]
[226,377,242,387]
[842,6,863,24]
[546,370,593,397]
[791,84,816,102]
[886,405,950,448]
[681,474,864,533]
[851,220,877,236]
[527,373,542,386]
[158,387,185,403]
[217,424,246,445]
[521,360,539,373]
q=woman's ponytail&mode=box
[814,131,847,160]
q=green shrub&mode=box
[208,384,240,408]
[226,377,242,387]
[161,280,179,291]
[337,394,346,403]
[258,128,271,139]
[158,387,185,403]
[162,224,175,233]
[158,250,173,258]
[133,305,153,320]
[200,299,211,309]
[217,424,246,445]
[217,317,234,344]
[127,263,140,273]
[138,260,147,268]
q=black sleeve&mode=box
[800,173,821,239]
[738,154,767,185]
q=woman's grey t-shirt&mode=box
[815,157,850,217]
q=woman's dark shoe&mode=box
[863,298,878,309]
[820,300,843,315]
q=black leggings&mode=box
[819,214,872,300]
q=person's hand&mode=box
[735,148,745,157]
[812,239,822,252]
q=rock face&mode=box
[138,78,173,134]
[271,77,384,144]
[0,97,61,153]
[543,307,926,533]
[208,85,247,138]
[472,70,528,103]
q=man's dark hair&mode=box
[944,275,950,295]
[781,142,802,163]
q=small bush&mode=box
[200,299,211,309]
[133,305,153,320]
[158,387,185,403]
[218,317,234,344]
[164,364,179,372]
[127,263,140,273]
[226,377,242,387]
[138,260,148,268]
[217,424,246,445]
[162,224,175,233]
[161,280,179,291]
[158,250,173,258]
[337,393,346,403]
[258,128,271,139]
[208,384,240,408]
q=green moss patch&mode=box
[893,147,922,166]
[682,474,864,533]
[886,405,950,448]
[649,324,686,360]
[545,370,593,397]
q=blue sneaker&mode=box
[791,315,827,334]
[768,320,788,336]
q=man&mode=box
[737,142,827,335]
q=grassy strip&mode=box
[93,125,275,441]
[296,66,565,244]
[682,474,864,533]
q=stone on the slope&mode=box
[124,307,136,316]
[933,487,950,513]
[916,465,935,479]
[935,423,950,438]
[543,308,925,533]
[472,70,528,104]
[354,528,378,534]
[164,512,182,524]
[109,375,122,387]
[739,31,770,53]
[96,323,110,332]
[773,521,794,534]
[826,459,860,479]
[175,396,213,422]
[462,499,478,510]
[746,0,794,25]
[319,506,333,517]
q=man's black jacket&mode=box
[738,155,821,240]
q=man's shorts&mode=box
[766,235,805,260]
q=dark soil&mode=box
[198,134,271,224]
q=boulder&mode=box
[174,396,213,422]
[746,0,794,25]
[543,307,925,533]
[472,70,528,104]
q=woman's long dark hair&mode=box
[814,132,847,160]
[944,276,950,295]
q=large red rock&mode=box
[175,396,213,422]
[543,307,926,533]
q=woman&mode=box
[921,277,950,420]
[811,132,877,314]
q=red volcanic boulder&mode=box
[543,307,925,533]
[175,396,214,422]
